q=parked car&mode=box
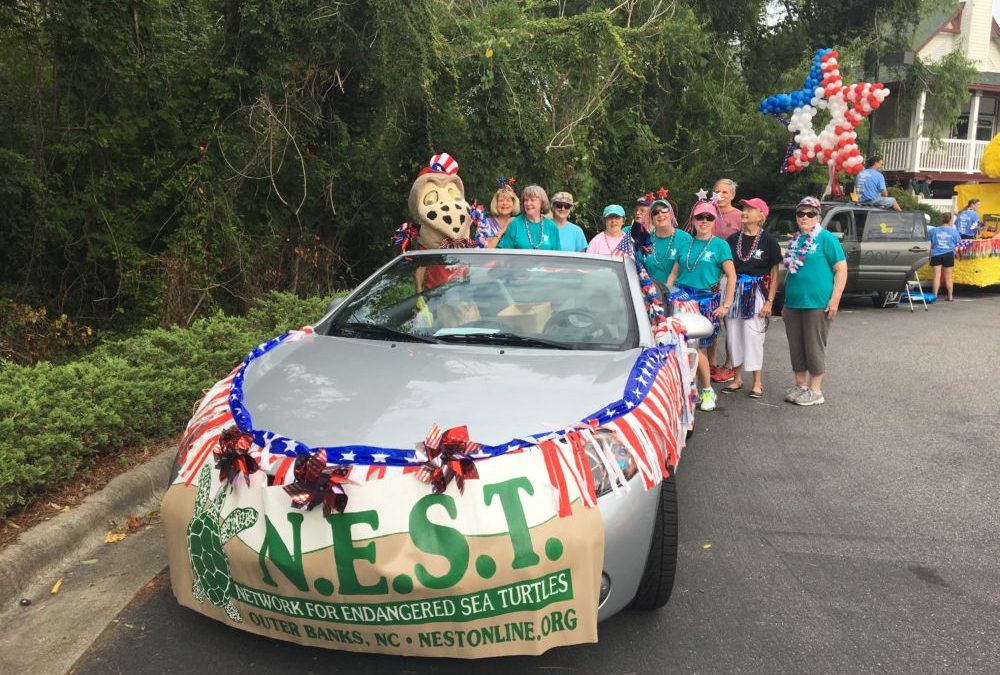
[765,202,931,308]
[163,249,712,656]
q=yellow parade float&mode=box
[918,135,1000,288]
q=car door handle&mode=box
[908,246,928,252]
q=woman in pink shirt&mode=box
[587,204,631,256]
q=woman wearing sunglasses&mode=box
[550,191,588,252]
[782,196,847,407]
[642,199,691,283]
[667,199,736,412]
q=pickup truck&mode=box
[764,202,931,308]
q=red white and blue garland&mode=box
[176,306,695,516]
[956,238,1000,260]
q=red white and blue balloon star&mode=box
[759,48,890,176]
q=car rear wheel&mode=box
[628,474,678,610]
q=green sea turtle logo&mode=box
[186,465,258,623]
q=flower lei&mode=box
[783,224,821,274]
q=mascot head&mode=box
[407,153,472,249]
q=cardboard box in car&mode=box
[497,302,552,334]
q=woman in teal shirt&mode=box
[642,199,693,283]
[781,196,847,407]
[497,185,561,250]
[666,199,736,412]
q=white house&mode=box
[875,0,1000,204]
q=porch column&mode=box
[908,89,927,173]
[966,90,982,173]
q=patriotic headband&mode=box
[497,175,517,193]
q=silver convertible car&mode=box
[163,248,710,657]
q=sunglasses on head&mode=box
[796,210,819,218]
[693,213,716,222]
[552,202,572,209]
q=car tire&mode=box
[628,474,678,610]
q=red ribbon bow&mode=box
[415,425,480,494]
[284,449,352,516]
[214,426,259,487]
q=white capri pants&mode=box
[726,290,767,372]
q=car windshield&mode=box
[326,252,638,351]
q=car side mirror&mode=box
[832,231,845,241]
[672,311,715,341]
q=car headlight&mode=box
[584,430,638,497]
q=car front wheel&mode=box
[628,474,678,610]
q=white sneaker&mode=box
[699,388,718,412]
[795,390,825,406]
[785,385,807,403]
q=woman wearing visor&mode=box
[782,196,847,407]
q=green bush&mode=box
[0,292,331,516]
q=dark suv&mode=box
[765,202,931,308]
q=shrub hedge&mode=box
[0,292,331,516]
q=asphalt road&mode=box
[71,290,1000,674]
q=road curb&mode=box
[0,445,176,611]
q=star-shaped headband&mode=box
[694,188,721,203]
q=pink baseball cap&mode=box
[739,198,769,217]
[691,201,717,217]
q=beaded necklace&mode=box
[736,227,764,262]
[684,236,713,272]
[652,231,677,265]
[523,217,545,249]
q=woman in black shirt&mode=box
[721,198,783,398]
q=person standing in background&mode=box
[709,178,742,383]
[633,195,651,233]
[954,199,981,240]
[928,212,961,301]
[587,204,631,256]
[713,179,743,240]
[550,191,588,252]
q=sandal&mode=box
[721,383,743,394]
[748,388,763,399]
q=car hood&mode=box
[240,335,640,449]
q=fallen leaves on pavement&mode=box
[50,578,63,595]
[104,511,161,544]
